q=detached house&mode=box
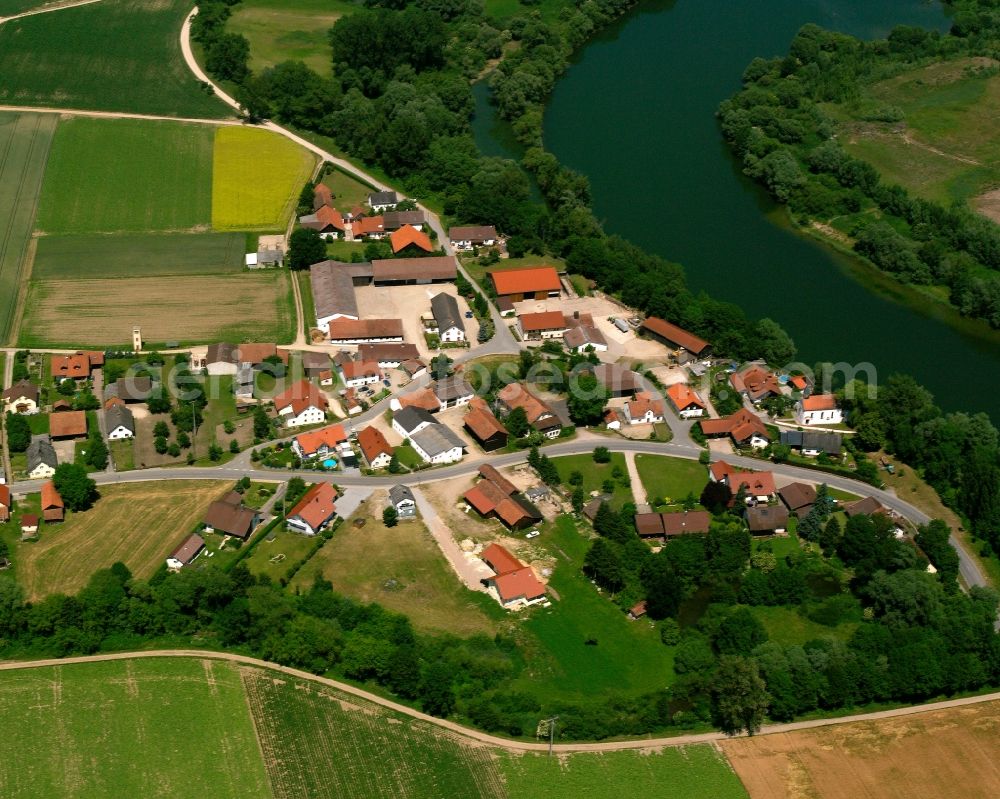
[795,394,843,426]
[286,482,338,536]
[203,492,260,539]
[779,482,817,518]
[731,364,782,403]
[730,471,777,503]
[700,408,770,449]
[273,380,328,428]
[2,380,39,414]
[357,425,394,469]
[746,505,789,534]
[496,383,561,438]
[665,383,706,419]
[449,225,499,251]
[51,352,100,382]
[368,190,400,211]
[430,293,466,343]
[339,359,382,389]
[27,436,57,479]
[390,224,434,254]
[299,205,347,239]
[0,484,10,523]
[480,543,547,609]
[563,313,608,353]
[292,424,348,461]
[388,484,417,518]
[624,392,665,425]
[106,403,136,440]
[517,311,568,341]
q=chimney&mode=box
[574,310,580,319]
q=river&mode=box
[472,0,1000,418]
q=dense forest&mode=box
[718,0,1000,327]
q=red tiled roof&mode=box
[51,353,90,380]
[41,481,63,511]
[626,391,664,420]
[327,318,404,341]
[357,425,393,463]
[235,343,286,365]
[464,398,507,441]
[710,460,735,482]
[398,387,441,412]
[493,566,546,603]
[352,215,384,236]
[340,360,381,380]
[790,375,809,391]
[802,393,837,411]
[295,424,347,456]
[481,543,524,575]
[0,484,10,508]
[641,317,709,355]
[700,408,769,442]
[731,471,777,498]
[313,183,333,207]
[497,383,553,426]
[390,224,434,254]
[316,204,346,231]
[666,383,705,411]
[490,266,561,296]
[287,483,337,530]
[49,410,87,438]
[732,365,781,400]
[273,380,329,416]
[518,311,567,332]
[478,463,517,496]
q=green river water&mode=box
[472,0,1000,418]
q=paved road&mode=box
[2,649,999,751]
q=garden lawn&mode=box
[320,166,374,208]
[0,112,56,344]
[291,500,500,636]
[212,126,316,230]
[227,0,357,74]
[550,453,633,509]
[516,516,674,701]
[0,0,230,117]
[635,454,708,504]
[500,747,748,799]
[0,659,270,799]
[36,118,214,234]
[243,528,319,583]
[109,439,135,471]
[32,232,245,279]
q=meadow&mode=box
[634,454,708,504]
[0,112,55,345]
[227,0,357,75]
[0,658,270,799]
[16,481,229,601]
[36,117,214,234]
[32,232,245,279]
[212,127,316,230]
[0,0,230,118]
[20,270,295,347]
[550,453,633,509]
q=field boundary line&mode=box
[2,649,1000,752]
[0,104,240,126]
[0,0,104,25]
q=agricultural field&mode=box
[227,0,357,75]
[836,57,1000,212]
[16,481,230,600]
[36,117,214,234]
[0,0,230,118]
[635,454,708,504]
[0,658,270,799]
[0,112,56,344]
[241,667,507,799]
[20,270,295,348]
[721,699,1000,799]
[212,127,316,230]
[500,747,748,799]
[291,499,500,636]
[32,232,245,279]
[0,0,43,15]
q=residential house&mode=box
[368,190,400,211]
[390,224,434,254]
[604,409,622,430]
[699,408,771,449]
[104,375,153,404]
[392,406,436,440]
[790,374,811,393]
[624,392,665,425]
[795,394,843,426]
[106,403,136,440]
[464,465,541,530]
[41,481,64,523]
[391,387,441,414]
[382,210,426,231]
[845,496,889,519]
[590,364,641,397]
[496,383,561,438]
[634,510,711,538]
[50,352,94,382]
[517,311,568,341]
[26,436,57,479]
[463,397,508,452]
[449,225,499,251]
[410,422,465,464]
[358,342,420,368]
[2,380,39,414]
[433,376,474,410]
[779,482,817,518]
[273,380,329,428]
[780,429,842,457]
[729,471,777,503]
[0,484,10,522]
[203,491,260,539]
[342,387,363,416]
[730,364,782,403]
[299,351,331,379]
[351,215,386,239]
[371,256,456,285]
[563,313,608,353]
[339,359,382,389]
[388,484,416,518]
[665,383,706,419]
[292,424,348,460]
[327,318,405,344]
[430,292,466,343]
[710,460,735,483]
[480,543,547,608]
[286,482,338,536]
[746,505,789,534]
[299,205,347,239]
[49,411,87,440]
[490,266,561,303]
[166,533,205,570]
[357,425,394,469]
[640,317,710,358]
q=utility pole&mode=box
[543,716,558,756]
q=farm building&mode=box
[358,342,420,368]
[49,410,87,440]
[433,376,474,410]
[41,481,64,523]
[203,492,260,539]
[309,260,367,332]
[286,483,338,536]
[464,465,541,530]
[104,375,153,404]
[166,533,205,570]
[327,318,404,345]
[490,266,561,302]
[517,310,568,340]
[409,422,465,464]
[480,543,547,609]
[640,317,710,358]
[0,485,10,522]
[371,257,456,285]
[589,364,641,397]
[463,397,508,452]
[390,387,441,414]
[563,314,608,353]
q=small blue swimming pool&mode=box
[322,459,337,468]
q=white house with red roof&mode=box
[665,383,706,419]
[795,394,842,426]
[274,380,329,428]
[286,483,338,536]
[339,359,382,389]
[292,424,348,460]
[624,392,665,425]
[480,543,547,609]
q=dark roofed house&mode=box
[590,364,641,397]
[780,429,843,456]
[388,484,417,518]
[105,375,153,403]
[167,534,205,570]
[640,317,710,357]
[106,403,136,440]
[203,491,260,539]
[313,182,333,210]
[845,496,888,518]
[299,351,331,377]
[635,512,665,537]
[368,190,400,210]
[372,256,456,285]
[745,505,789,534]
[433,375,474,409]
[392,405,437,438]
[661,510,712,537]
[310,260,364,332]
[2,380,39,414]
[449,225,499,250]
[778,482,817,517]
[430,292,465,343]
[27,435,58,479]
[383,210,427,230]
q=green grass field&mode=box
[212,126,316,230]
[33,232,245,279]
[36,117,214,234]
[635,454,708,504]
[321,166,373,208]
[550,453,633,509]
[500,747,748,799]
[0,0,42,16]
[227,0,357,75]
[750,604,857,647]
[0,0,230,118]
[0,112,55,344]
[0,658,270,798]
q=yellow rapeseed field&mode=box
[211,127,316,230]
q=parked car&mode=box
[465,310,474,318]
[525,530,540,539]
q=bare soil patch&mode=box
[973,187,1000,224]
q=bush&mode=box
[154,436,168,455]
[592,446,611,464]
